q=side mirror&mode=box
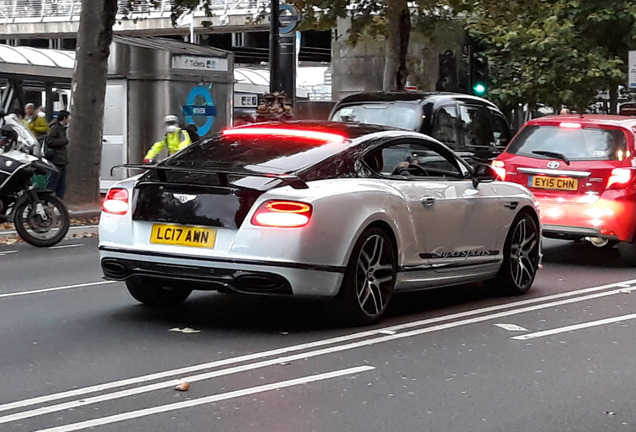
[472,163,497,187]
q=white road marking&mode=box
[494,323,528,332]
[2,278,636,415]
[0,250,18,256]
[34,366,375,432]
[3,279,636,424]
[511,313,636,340]
[49,244,84,250]
[0,281,115,299]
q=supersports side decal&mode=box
[419,249,499,259]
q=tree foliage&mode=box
[288,0,461,91]
[463,0,635,112]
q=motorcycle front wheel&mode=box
[13,192,70,247]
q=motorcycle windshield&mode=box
[4,113,39,147]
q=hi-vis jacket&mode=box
[26,115,49,139]
[144,128,191,159]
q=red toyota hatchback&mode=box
[493,115,636,250]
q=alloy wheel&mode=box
[354,233,396,318]
[509,216,539,289]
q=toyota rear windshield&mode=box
[330,103,421,130]
[507,125,628,161]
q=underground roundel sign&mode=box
[279,4,300,34]
[182,85,217,136]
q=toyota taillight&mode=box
[606,168,633,190]
[102,188,129,215]
[491,160,506,181]
[251,200,312,228]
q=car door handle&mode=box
[421,196,435,207]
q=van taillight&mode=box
[491,160,506,181]
[606,168,633,190]
[103,188,129,215]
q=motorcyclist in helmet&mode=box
[143,114,192,164]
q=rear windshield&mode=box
[330,103,421,130]
[165,133,348,174]
[507,125,629,161]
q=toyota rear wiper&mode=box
[531,150,570,165]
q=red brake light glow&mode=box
[559,122,582,129]
[606,168,633,189]
[102,188,129,215]
[223,127,346,143]
[491,160,506,181]
[251,200,312,228]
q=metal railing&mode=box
[0,0,268,22]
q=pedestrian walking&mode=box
[45,110,71,199]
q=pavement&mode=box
[0,204,101,244]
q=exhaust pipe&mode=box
[586,237,609,248]
[101,258,130,279]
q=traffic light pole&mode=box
[269,0,281,94]
[468,44,473,93]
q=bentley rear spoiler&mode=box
[110,164,309,190]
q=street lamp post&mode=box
[269,0,281,94]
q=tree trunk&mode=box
[382,0,410,91]
[65,0,118,209]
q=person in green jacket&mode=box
[24,103,49,140]
[143,115,192,163]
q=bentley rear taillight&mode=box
[251,200,312,228]
[491,160,506,181]
[102,188,129,215]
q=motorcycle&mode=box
[0,111,70,247]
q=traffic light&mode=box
[470,54,489,96]
[436,50,457,92]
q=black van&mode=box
[329,92,512,164]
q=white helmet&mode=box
[163,114,179,125]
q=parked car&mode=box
[99,121,541,324]
[492,114,636,253]
[329,92,512,166]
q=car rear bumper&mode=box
[99,246,345,297]
[542,224,620,242]
[538,198,636,242]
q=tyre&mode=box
[490,212,540,295]
[338,227,397,325]
[125,277,192,308]
[13,192,70,247]
[617,240,636,266]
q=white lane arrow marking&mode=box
[494,323,528,332]
[512,313,636,340]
